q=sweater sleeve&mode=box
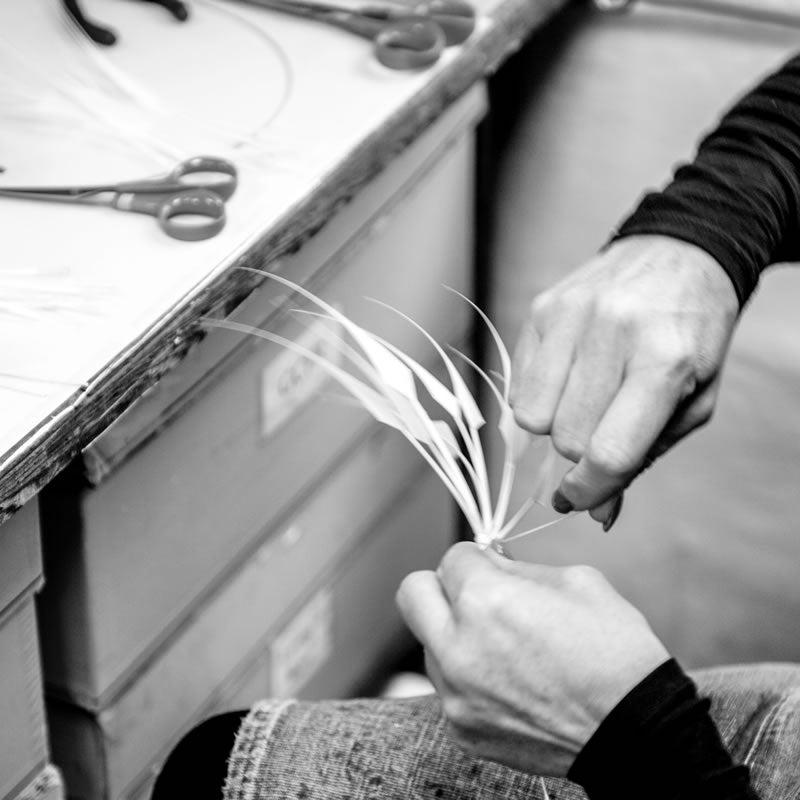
[567,659,759,800]
[610,53,800,308]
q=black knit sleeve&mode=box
[567,659,759,800]
[610,54,800,308]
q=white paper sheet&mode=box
[0,0,489,464]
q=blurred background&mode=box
[483,0,800,669]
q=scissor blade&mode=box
[236,0,342,15]
[0,188,111,206]
[0,187,114,200]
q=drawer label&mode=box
[260,314,342,437]
[271,588,333,697]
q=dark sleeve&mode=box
[610,54,800,308]
[567,659,759,800]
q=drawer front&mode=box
[135,470,451,800]
[47,429,454,798]
[0,596,48,800]
[0,503,41,613]
[128,471,452,800]
[229,469,451,706]
[38,127,476,705]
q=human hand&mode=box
[510,235,740,526]
[396,542,670,776]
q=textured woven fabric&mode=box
[223,664,800,800]
[224,695,577,800]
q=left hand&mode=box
[509,236,740,527]
[396,542,670,777]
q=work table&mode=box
[1,5,570,796]
[0,0,569,520]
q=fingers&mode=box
[434,542,508,604]
[574,381,719,514]
[395,569,451,650]
[650,380,719,458]
[434,541,561,609]
[510,317,574,435]
[588,492,624,532]
[560,369,692,509]
[548,325,624,464]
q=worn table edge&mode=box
[0,0,571,520]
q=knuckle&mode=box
[529,290,555,321]
[551,427,585,463]
[513,405,552,436]
[595,292,636,325]
[438,542,471,575]
[473,579,513,614]
[585,438,639,479]
[644,334,697,382]
[456,577,500,619]
[562,564,605,592]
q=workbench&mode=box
[0,1,568,798]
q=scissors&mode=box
[239,0,475,70]
[0,156,237,242]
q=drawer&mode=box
[0,594,49,800]
[12,766,64,800]
[0,502,41,613]
[47,431,454,799]
[38,119,477,707]
[128,469,451,800]
[225,469,451,706]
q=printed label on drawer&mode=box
[271,588,333,697]
[261,315,342,437]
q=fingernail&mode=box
[552,490,574,514]
[603,495,624,532]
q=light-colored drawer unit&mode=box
[37,83,486,710]
[0,504,48,800]
[48,439,453,800]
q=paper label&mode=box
[260,315,342,437]
[271,588,333,697]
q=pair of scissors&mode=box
[0,156,237,242]
[240,0,475,70]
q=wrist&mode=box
[568,659,756,800]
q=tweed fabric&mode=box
[223,664,800,800]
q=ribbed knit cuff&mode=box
[610,199,758,309]
[567,659,758,800]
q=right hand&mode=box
[510,235,740,524]
[396,542,670,776]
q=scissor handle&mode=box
[374,17,445,69]
[114,188,226,241]
[168,156,238,201]
[159,189,227,241]
[391,0,474,45]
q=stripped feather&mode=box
[206,269,572,551]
